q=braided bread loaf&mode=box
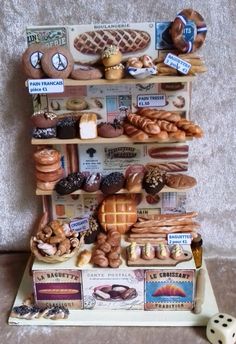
[137,108,181,122]
[127,113,160,135]
[176,119,203,137]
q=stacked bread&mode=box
[127,212,200,244]
[124,109,203,141]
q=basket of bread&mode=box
[30,212,80,263]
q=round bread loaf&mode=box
[100,172,125,195]
[97,122,124,138]
[22,44,47,78]
[98,194,137,234]
[41,46,74,78]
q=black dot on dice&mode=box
[227,318,232,322]
[218,341,222,344]
[210,329,215,333]
[219,315,224,318]
[222,324,228,327]
[214,320,219,323]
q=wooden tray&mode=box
[126,248,192,267]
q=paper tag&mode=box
[137,94,166,107]
[164,53,191,75]
[168,233,192,245]
[69,217,90,233]
[28,79,64,94]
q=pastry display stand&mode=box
[9,74,219,326]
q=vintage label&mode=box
[26,27,68,47]
[28,79,64,94]
[33,269,82,309]
[168,233,192,245]
[69,217,90,232]
[82,269,144,310]
[145,269,194,311]
[164,53,191,75]
[137,94,166,107]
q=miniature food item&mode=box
[101,45,122,67]
[79,113,97,139]
[22,44,47,79]
[71,64,103,80]
[57,117,76,139]
[31,111,58,128]
[55,172,85,195]
[143,168,166,195]
[165,173,197,189]
[100,172,125,195]
[104,63,125,80]
[141,242,155,260]
[41,46,74,78]
[97,121,124,138]
[33,148,61,165]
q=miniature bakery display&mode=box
[10,9,221,329]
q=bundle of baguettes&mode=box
[126,212,200,244]
[156,53,207,76]
[124,109,203,141]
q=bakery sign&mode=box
[137,94,166,107]
[28,79,64,94]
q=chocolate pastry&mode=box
[108,290,122,299]
[83,173,102,192]
[55,172,85,195]
[100,172,125,195]
[32,127,57,139]
[97,120,124,138]
[83,216,101,244]
[57,117,76,139]
[121,288,137,300]
[31,111,58,129]
[143,169,166,195]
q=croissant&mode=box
[127,113,160,135]
[152,284,186,297]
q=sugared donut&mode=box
[71,64,103,80]
[36,168,64,182]
[171,9,207,53]
[33,148,61,165]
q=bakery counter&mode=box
[2,253,235,343]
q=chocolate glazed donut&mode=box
[171,9,207,53]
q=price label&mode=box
[28,79,64,94]
[137,94,166,107]
[164,53,191,75]
[168,233,192,245]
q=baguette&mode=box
[123,122,149,141]
[156,120,178,132]
[137,108,181,123]
[137,211,198,222]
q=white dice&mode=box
[206,313,236,344]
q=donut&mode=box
[31,111,58,128]
[32,127,57,139]
[83,173,102,192]
[171,9,207,53]
[33,148,61,165]
[22,44,47,79]
[37,179,60,191]
[55,172,85,195]
[36,168,64,182]
[97,122,124,138]
[104,63,125,80]
[41,46,74,79]
[66,98,88,111]
[101,46,122,67]
[35,161,61,173]
[100,172,125,195]
[71,64,103,80]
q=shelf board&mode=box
[26,75,195,89]
[62,75,195,86]
[31,135,192,145]
[36,186,192,196]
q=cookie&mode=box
[100,172,125,195]
[41,46,74,79]
[143,169,166,195]
[22,44,47,79]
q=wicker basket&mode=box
[30,212,79,264]
[30,237,79,264]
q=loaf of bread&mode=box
[79,113,97,139]
[165,173,197,189]
[137,108,181,123]
[156,120,178,132]
[123,122,149,141]
[98,194,137,234]
[176,119,203,137]
[127,113,160,135]
[125,172,143,193]
[74,29,151,55]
